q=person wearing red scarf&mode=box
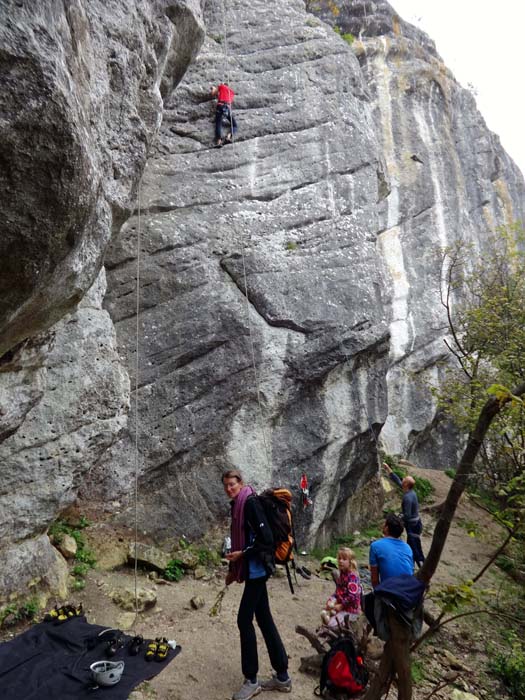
[222,470,291,699]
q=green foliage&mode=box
[431,580,479,613]
[490,632,525,699]
[445,468,456,479]
[285,241,298,251]
[164,559,185,582]
[496,554,515,574]
[457,518,481,537]
[310,535,355,561]
[391,465,434,504]
[49,516,96,590]
[341,32,355,45]
[197,548,221,567]
[436,224,525,489]
[411,659,426,684]
[72,563,91,578]
[0,597,39,627]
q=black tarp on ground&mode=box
[0,616,181,699]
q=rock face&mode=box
[0,0,205,357]
[0,0,205,604]
[312,0,525,467]
[88,0,390,547]
[92,0,525,547]
[1,0,525,601]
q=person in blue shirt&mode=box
[382,462,425,567]
[369,513,414,587]
[364,513,414,634]
[222,470,291,700]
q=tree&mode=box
[365,224,525,700]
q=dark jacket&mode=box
[231,495,276,578]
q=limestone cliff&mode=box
[0,0,205,604]
[87,0,525,544]
[1,0,524,602]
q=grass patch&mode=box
[49,516,96,588]
[310,535,356,561]
[341,32,355,45]
[0,597,39,628]
[457,518,481,538]
[489,632,525,700]
[411,659,426,684]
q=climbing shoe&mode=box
[224,133,233,144]
[43,605,60,622]
[128,635,143,656]
[145,638,159,662]
[106,634,124,657]
[155,638,169,662]
[214,139,223,148]
[297,566,311,580]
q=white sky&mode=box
[391,0,525,177]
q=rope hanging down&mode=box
[218,0,272,472]
[132,171,143,630]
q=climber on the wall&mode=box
[210,82,238,147]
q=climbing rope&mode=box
[132,170,143,629]
[217,0,272,472]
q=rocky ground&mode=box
[1,467,521,700]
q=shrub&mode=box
[490,633,525,699]
[164,559,185,582]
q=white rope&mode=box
[218,0,272,471]
[132,172,143,629]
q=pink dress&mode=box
[326,570,362,628]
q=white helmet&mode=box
[90,660,125,686]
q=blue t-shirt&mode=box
[369,537,414,581]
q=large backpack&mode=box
[319,637,368,697]
[258,488,296,592]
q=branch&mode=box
[412,607,524,652]
[418,381,525,584]
[422,675,459,700]
[472,527,515,583]
[295,625,327,654]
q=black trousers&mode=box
[406,519,425,567]
[237,577,288,680]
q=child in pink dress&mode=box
[321,547,362,628]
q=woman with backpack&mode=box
[222,469,292,700]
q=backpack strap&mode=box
[285,561,295,595]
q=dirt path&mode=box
[1,467,515,699]
[78,467,510,699]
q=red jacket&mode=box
[217,83,234,104]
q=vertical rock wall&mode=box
[310,0,525,465]
[0,0,205,604]
[90,0,390,546]
[1,0,524,603]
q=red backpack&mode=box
[319,637,368,696]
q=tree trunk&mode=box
[363,611,412,700]
[369,381,525,698]
[419,381,525,584]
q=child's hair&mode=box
[337,546,358,572]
